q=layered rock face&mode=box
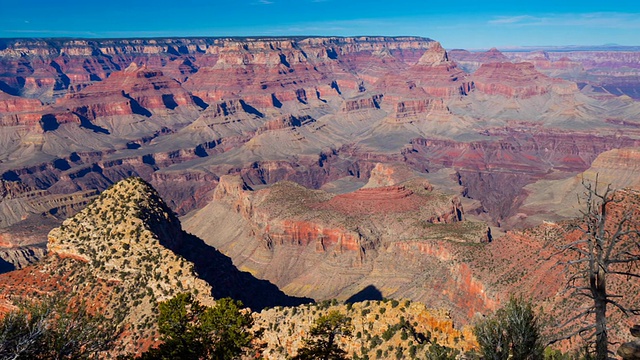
[1,36,638,231]
[0,179,96,271]
[472,62,577,98]
[185,164,492,322]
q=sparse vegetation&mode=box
[473,296,543,360]
[0,296,121,359]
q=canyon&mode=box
[0,36,639,353]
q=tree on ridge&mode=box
[139,293,256,360]
[293,310,353,360]
[552,178,640,360]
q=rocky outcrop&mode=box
[416,41,449,66]
[255,300,476,359]
[47,178,212,298]
[619,325,640,360]
[340,94,382,112]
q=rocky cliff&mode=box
[184,164,492,322]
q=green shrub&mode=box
[473,296,543,360]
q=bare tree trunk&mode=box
[593,267,608,360]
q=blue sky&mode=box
[0,0,639,49]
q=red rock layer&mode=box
[0,91,44,126]
[390,98,450,122]
[264,220,362,252]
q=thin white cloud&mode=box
[489,15,535,24]
[257,0,274,4]
[488,12,640,29]
[5,29,100,36]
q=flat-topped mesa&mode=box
[184,167,489,311]
[213,166,469,254]
[449,47,512,73]
[472,61,578,98]
[340,94,382,113]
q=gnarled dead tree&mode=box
[553,178,640,360]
